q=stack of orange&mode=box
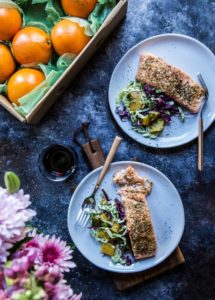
[0,0,97,106]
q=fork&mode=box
[76,136,122,227]
[197,73,209,172]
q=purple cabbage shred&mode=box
[116,107,130,121]
[115,198,125,220]
[102,189,110,202]
[123,253,134,266]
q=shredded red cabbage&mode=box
[123,253,134,266]
[102,189,110,202]
[115,198,125,220]
[116,107,130,121]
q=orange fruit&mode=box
[51,19,91,56]
[7,68,45,105]
[61,0,97,18]
[0,44,16,83]
[0,7,22,41]
[12,27,52,65]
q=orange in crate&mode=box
[12,27,52,65]
[61,0,97,18]
[0,7,22,41]
[0,44,16,83]
[7,68,45,105]
[51,19,91,56]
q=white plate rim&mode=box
[67,161,185,273]
[108,33,215,149]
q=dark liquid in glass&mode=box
[39,144,77,181]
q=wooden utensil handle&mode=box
[95,136,122,191]
[198,117,203,172]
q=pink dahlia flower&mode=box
[35,265,61,284]
[25,233,76,272]
[44,280,82,300]
[5,248,38,280]
[0,188,36,264]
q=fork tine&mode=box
[80,213,88,226]
[76,204,87,224]
[76,208,83,222]
[77,205,88,225]
[77,209,85,225]
[82,215,90,227]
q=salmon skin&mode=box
[136,53,205,113]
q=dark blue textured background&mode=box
[0,0,215,299]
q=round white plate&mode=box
[109,34,215,148]
[67,161,185,273]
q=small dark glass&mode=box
[38,144,77,181]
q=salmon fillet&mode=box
[114,166,157,259]
[123,197,157,259]
[136,53,205,113]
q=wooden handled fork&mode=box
[197,73,209,172]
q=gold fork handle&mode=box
[198,117,203,172]
[95,136,122,191]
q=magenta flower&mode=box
[5,248,38,280]
[5,256,29,280]
[0,172,82,300]
[25,233,76,272]
[35,265,61,284]
[44,280,82,300]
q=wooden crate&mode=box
[0,0,128,124]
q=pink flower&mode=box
[0,290,6,300]
[0,188,36,264]
[44,280,82,300]
[35,265,61,284]
[5,256,29,279]
[5,248,37,280]
[25,233,76,272]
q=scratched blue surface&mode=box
[0,0,214,299]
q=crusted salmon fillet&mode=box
[123,197,157,259]
[114,166,157,259]
[136,53,205,113]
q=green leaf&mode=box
[89,0,117,34]
[32,0,47,3]
[56,53,76,70]
[0,83,7,93]
[25,21,50,33]
[4,171,21,194]
[14,0,28,6]
[45,0,62,26]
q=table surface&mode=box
[0,1,215,299]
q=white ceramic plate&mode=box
[109,34,215,148]
[67,161,185,273]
